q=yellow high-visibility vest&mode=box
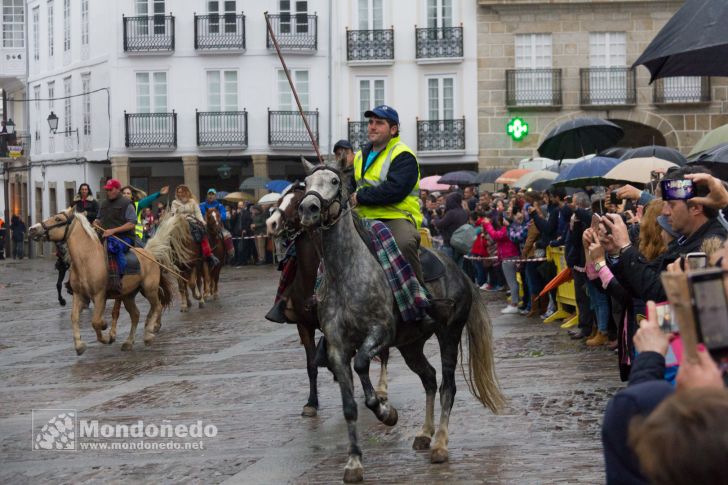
[353,135,422,228]
[134,201,143,240]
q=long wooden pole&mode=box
[264,11,324,164]
[92,222,187,281]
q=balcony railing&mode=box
[580,67,636,107]
[506,69,562,108]
[415,26,463,60]
[123,15,175,52]
[348,120,369,150]
[125,112,177,149]
[347,29,394,62]
[268,110,319,148]
[194,13,245,50]
[653,76,711,104]
[417,118,466,152]
[196,110,248,148]
[266,14,317,51]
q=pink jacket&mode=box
[483,222,519,260]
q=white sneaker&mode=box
[501,305,519,314]
[540,309,556,320]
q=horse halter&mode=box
[304,165,349,231]
[40,211,76,241]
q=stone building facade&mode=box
[476,0,728,168]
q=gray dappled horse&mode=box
[297,159,505,483]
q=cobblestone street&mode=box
[0,258,622,484]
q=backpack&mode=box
[450,223,478,254]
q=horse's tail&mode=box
[157,269,175,310]
[464,285,506,413]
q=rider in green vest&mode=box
[121,185,169,245]
[349,104,424,284]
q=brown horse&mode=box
[147,214,205,313]
[266,188,389,417]
[29,208,176,355]
[204,207,226,300]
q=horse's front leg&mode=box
[90,293,109,345]
[70,294,87,355]
[109,299,121,344]
[297,323,318,417]
[353,335,398,427]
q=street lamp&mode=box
[5,118,15,135]
[217,163,232,179]
[46,111,79,143]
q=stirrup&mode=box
[265,299,288,323]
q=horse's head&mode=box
[205,207,221,231]
[298,158,346,229]
[29,207,76,241]
[267,189,305,237]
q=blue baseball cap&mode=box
[207,188,217,194]
[364,105,399,125]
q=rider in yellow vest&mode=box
[349,105,424,283]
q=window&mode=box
[136,72,167,113]
[427,0,452,29]
[49,188,57,216]
[47,81,55,112]
[589,32,627,104]
[82,74,91,136]
[279,0,307,34]
[661,76,704,103]
[427,76,454,120]
[136,0,165,35]
[2,0,24,48]
[514,33,553,105]
[47,0,54,57]
[63,0,70,52]
[34,85,41,153]
[32,7,40,61]
[63,77,72,137]
[81,0,88,45]
[207,70,238,111]
[358,79,385,120]
[34,85,41,112]
[357,0,382,30]
[208,1,236,34]
[278,69,309,110]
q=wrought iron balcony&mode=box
[347,121,369,150]
[415,26,463,60]
[194,13,245,50]
[506,69,562,108]
[580,67,636,107]
[196,110,248,148]
[653,76,711,104]
[266,14,317,51]
[268,109,319,148]
[417,118,466,152]
[347,29,394,62]
[123,15,175,52]
[124,112,177,149]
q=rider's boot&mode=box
[206,254,220,268]
[313,336,330,368]
[265,298,288,323]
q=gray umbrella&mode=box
[687,143,728,180]
[239,176,271,190]
[634,0,728,81]
[538,118,624,160]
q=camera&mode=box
[610,191,622,206]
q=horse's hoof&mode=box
[108,335,116,345]
[121,342,133,351]
[59,299,66,306]
[101,322,108,331]
[144,333,155,346]
[343,466,363,483]
[75,342,87,356]
[301,405,317,417]
[431,447,449,464]
[412,435,431,450]
[180,307,188,313]
[382,406,398,426]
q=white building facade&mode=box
[22,0,477,256]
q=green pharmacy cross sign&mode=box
[507,117,529,142]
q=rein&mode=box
[41,212,76,242]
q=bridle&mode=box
[40,211,76,241]
[303,165,352,232]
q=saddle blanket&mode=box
[316,219,430,323]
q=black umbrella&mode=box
[620,145,688,166]
[538,118,624,160]
[474,169,506,184]
[633,0,728,82]
[687,143,728,180]
[598,147,631,159]
[438,170,478,186]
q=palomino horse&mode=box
[297,160,504,483]
[148,214,204,313]
[204,207,226,300]
[29,208,176,355]
[266,186,390,417]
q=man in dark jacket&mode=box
[603,166,727,303]
[434,192,468,262]
[565,192,595,339]
[530,187,563,249]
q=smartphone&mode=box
[610,191,621,205]
[685,252,708,271]
[660,179,695,201]
[689,268,728,354]
[648,302,680,334]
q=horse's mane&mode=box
[73,210,101,241]
[145,214,195,269]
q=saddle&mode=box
[419,247,445,283]
[125,250,141,275]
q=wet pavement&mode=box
[0,257,622,484]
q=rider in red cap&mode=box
[97,179,137,291]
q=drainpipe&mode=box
[24,2,32,258]
[327,0,332,156]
